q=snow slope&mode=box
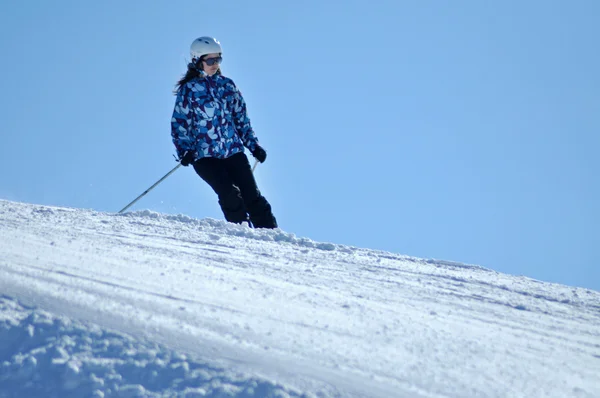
[0,199,598,397]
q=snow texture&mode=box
[0,199,598,397]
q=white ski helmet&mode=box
[190,37,222,61]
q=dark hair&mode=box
[173,56,222,94]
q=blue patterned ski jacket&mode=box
[171,74,259,161]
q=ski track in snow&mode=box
[0,296,309,398]
[0,199,599,397]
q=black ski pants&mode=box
[193,152,277,229]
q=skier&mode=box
[171,36,278,229]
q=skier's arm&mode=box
[229,81,259,152]
[171,85,196,158]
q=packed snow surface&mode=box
[0,199,598,397]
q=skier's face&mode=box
[202,53,221,76]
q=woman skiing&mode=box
[171,36,277,229]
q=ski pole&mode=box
[252,159,259,173]
[118,163,182,214]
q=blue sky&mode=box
[0,0,598,290]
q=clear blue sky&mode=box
[1,1,598,290]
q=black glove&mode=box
[251,145,267,163]
[179,150,196,167]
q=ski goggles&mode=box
[202,56,222,66]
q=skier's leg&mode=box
[193,158,249,224]
[225,153,277,229]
